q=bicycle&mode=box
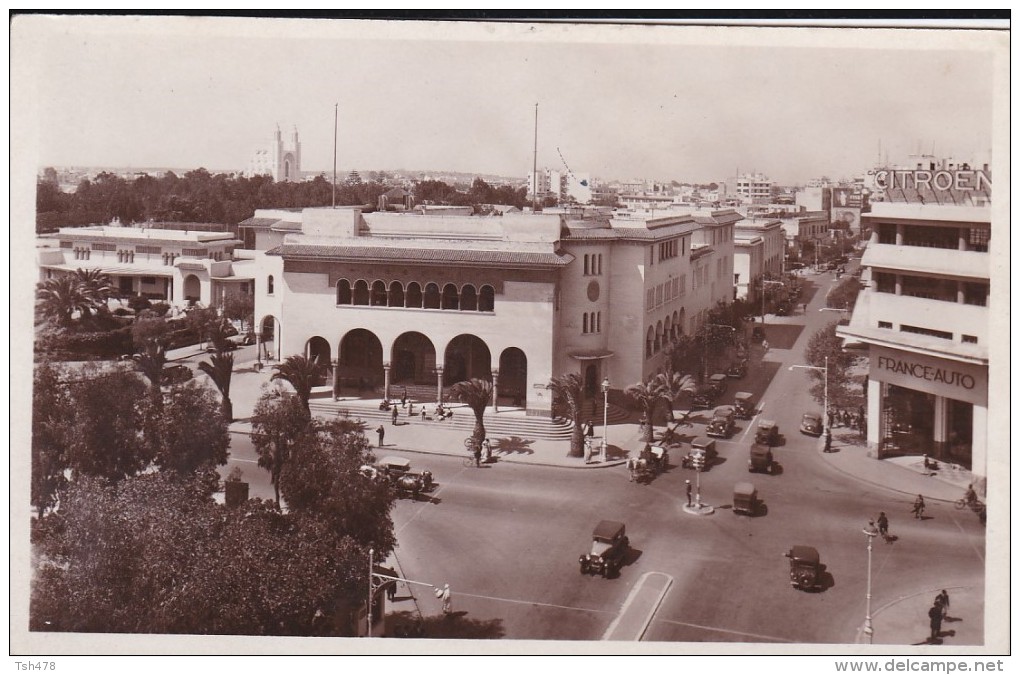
[954,497,984,511]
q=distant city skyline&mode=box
[16,16,999,186]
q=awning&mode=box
[569,349,614,361]
[39,262,174,277]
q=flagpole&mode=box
[332,103,338,208]
[532,103,538,211]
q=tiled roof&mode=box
[273,244,574,267]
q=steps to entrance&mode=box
[307,397,635,441]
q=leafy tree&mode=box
[146,381,230,476]
[71,268,116,313]
[281,415,396,556]
[271,354,325,414]
[449,378,493,447]
[546,373,586,457]
[625,376,670,442]
[60,363,149,482]
[251,386,313,504]
[804,321,862,410]
[826,274,862,313]
[32,361,68,517]
[221,293,255,331]
[198,351,235,421]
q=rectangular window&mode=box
[584,254,589,276]
[137,245,162,254]
[59,240,73,248]
[91,242,116,252]
[963,282,988,306]
[903,225,958,250]
[901,275,956,302]
[900,324,953,340]
[877,223,897,245]
[646,288,655,311]
[874,272,896,294]
[181,248,209,258]
[962,335,978,344]
[967,228,989,252]
[878,321,893,329]
[583,314,589,334]
[141,276,156,285]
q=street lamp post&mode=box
[789,356,830,430]
[601,377,610,463]
[862,521,879,643]
[368,548,374,638]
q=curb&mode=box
[817,445,957,504]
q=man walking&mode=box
[877,511,889,541]
[823,427,832,453]
[391,406,399,425]
[937,589,950,619]
[685,480,693,507]
[928,602,943,642]
[439,583,452,615]
[376,425,385,448]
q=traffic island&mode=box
[683,503,715,516]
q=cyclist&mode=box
[963,484,978,506]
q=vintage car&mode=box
[706,405,736,439]
[748,443,775,474]
[628,445,669,483]
[690,385,717,410]
[800,412,824,437]
[708,373,728,397]
[755,419,780,446]
[733,481,759,516]
[726,360,748,379]
[682,436,717,470]
[751,326,766,343]
[734,392,755,419]
[361,456,434,499]
[579,520,629,578]
[785,545,822,591]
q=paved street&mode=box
[182,268,985,645]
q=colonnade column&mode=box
[436,367,444,404]
[332,359,341,401]
[867,376,883,456]
[491,370,499,413]
[383,363,391,402]
[932,395,950,459]
[970,404,987,496]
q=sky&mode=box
[14,16,1003,185]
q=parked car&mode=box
[748,444,775,474]
[733,481,759,516]
[162,364,193,385]
[734,392,755,419]
[690,385,716,410]
[206,341,239,353]
[708,373,728,397]
[579,520,629,578]
[785,545,822,591]
[726,360,748,379]
[751,326,766,343]
[755,419,780,446]
[800,412,824,437]
[706,405,736,439]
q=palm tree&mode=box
[547,373,586,457]
[449,378,493,448]
[198,351,234,421]
[626,370,694,443]
[271,354,324,414]
[72,268,116,316]
[134,342,167,404]
[35,275,91,328]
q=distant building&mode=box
[734,218,784,300]
[245,125,302,182]
[729,173,774,205]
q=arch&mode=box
[388,281,405,307]
[184,274,201,303]
[444,334,492,385]
[672,310,680,340]
[392,331,437,385]
[336,279,352,305]
[305,336,332,385]
[664,315,673,344]
[646,325,655,358]
[423,282,441,309]
[405,282,423,308]
[584,363,600,398]
[259,315,280,361]
[352,280,369,306]
[460,284,478,311]
[655,320,663,353]
[339,329,384,393]
[371,280,387,306]
[498,347,528,407]
[441,283,459,310]
[678,307,686,336]
[479,285,495,312]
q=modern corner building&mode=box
[239,206,734,417]
[837,168,992,489]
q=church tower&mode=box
[246,124,301,182]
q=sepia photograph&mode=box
[9,13,1010,662]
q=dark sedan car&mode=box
[800,412,824,437]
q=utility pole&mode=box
[332,103,338,208]
[532,103,538,211]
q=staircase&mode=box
[308,396,634,441]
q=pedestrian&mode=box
[408,401,415,417]
[827,409,835,428]
[823,428,832,453]
[937,589,950,619]
[762,339,769,352]
[439,583,452,615]
[685,480,692,507]
[482,438,492,463]
[421,407,427,421]
[376,425,385,448]
[802,302,807,314]
[877,511,889,541]
[584,437,593,464]
[401,388,408,408]
[584,420,594,440]
[928,602,943,641]
[391,406,399,425]
[912,494,926,519]
[472,443,481,467]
